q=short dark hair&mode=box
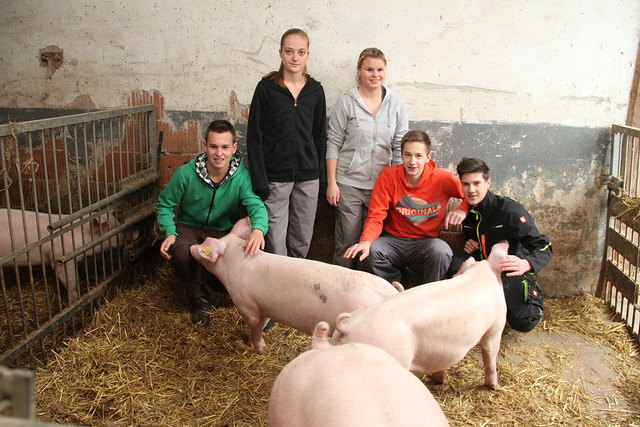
[456,157,490,180]
[401,130,431,153]
[205,120,236,142]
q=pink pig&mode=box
[331,241,509,390]
[0,209,137,303]
[189,218,402,353]
[268,321,449,427]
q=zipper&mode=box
[202,185,218,227]
[471,208,487,260]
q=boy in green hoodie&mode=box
[155,120,268,327]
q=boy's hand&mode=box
[463,239,480,254]
[500,255,532,276]
[444,208,466,229]
[343,241,371,262]
[243,229,265,255]
[160,234,176,260]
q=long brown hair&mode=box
[265,28,310,87]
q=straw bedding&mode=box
[34,266,640,426]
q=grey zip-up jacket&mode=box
[326,86,408,190]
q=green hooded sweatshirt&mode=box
[155,152,268,237]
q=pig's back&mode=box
[336,261,505,371]
[268,343,448,427]
[0,209,56,263]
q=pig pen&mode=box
[33,264,640,426]
[0,104,159,369]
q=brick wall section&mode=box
[128,90,201,186]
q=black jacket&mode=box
[462,191,552,273]
[246,76,327,200]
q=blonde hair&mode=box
[266,28,310,87]
[356,47,387,86]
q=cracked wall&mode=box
[1,0,639,295]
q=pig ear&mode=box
[230,217,252,240]
[90,214,109,234]
[455,256,476,276]
[488,240,509,275]
[208,239,228,261]
[334,313,351,334]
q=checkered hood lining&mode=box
[195,152,241,187]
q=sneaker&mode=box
[189,297,212,327]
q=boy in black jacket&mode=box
[448,157,552,332]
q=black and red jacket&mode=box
[462,191,552,273]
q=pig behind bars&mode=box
[268,321,449,427]
[331,241,509,390]
[189,218,403,353]
[0,208,138,303]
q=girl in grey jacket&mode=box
[326,47,408,268]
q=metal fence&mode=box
[598,124,640,344]
[0,105,159,367]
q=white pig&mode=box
[268,321,449,427]
[331,241,509,390]
[189,218,403,353]
[0,208,137,303]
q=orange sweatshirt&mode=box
[360,160,467,242]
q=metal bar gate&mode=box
[0,105,159,367]
[598,124,640,345]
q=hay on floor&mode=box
[34,267,640,426]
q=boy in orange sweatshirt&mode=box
[344,130,467,286]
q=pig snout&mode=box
[126,228,139,242]
[190,238,227,264]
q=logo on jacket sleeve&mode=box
[520,216,527,223]
[395,195,441,225]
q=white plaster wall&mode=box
[0,0,638,127]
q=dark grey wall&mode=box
[418,122,609,296]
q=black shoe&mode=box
[263,319,276,332]
[189,297,212,327]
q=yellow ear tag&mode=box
[202,247,211,255]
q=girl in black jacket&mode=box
[247,28,327,258]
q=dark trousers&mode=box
[502,273,544,332]
[168,223,227,302]
[448,255,544,332]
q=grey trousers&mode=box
[363,234,453,286]
[264,180,319,258]
[333,183,372,268]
